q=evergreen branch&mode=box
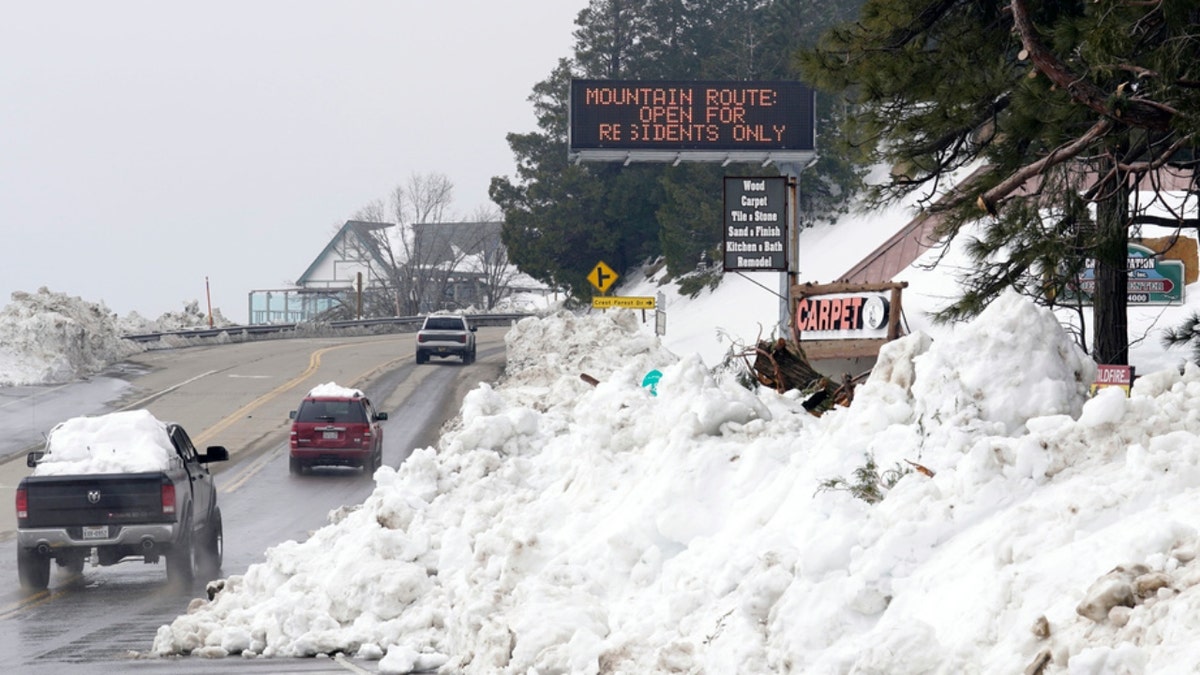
[1011,0,1173,131]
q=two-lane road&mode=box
[0,326,508,674]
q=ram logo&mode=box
[87,490,101,504]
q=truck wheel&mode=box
[198,509,223,577]
[166,519,195,584]
[415,351,428,364]
[289,457,304,475]
[18,547,50,591]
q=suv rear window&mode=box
[295,399,367,424]
[425,317,465,330]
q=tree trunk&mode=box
[1092,161,1130,365]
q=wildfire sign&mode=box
[1091,364,1134,396]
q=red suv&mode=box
[288,384,388,475]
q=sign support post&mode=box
[778,160,813,339]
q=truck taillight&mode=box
[15,487,27,520]
[161,483,176,515]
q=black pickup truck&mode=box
[15,411,228,591]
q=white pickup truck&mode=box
[414,314,477,364]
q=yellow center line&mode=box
[219,445,280,494]
[191,345,339,448]
[1,340,405,618]
[0,589,52,621]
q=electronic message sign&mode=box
[569,80,815,164]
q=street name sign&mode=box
[592,296,655,309]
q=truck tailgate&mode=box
[21,473,172,529]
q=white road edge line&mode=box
[118,370,220,411]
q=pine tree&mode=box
[492,0,870,298]
[799,0,1200,364]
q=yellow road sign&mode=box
[587,261,618,294]
[592,296,655,309]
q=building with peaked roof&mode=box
[247,220,395,324]
[409,221,504,313]
[246,218,553,324]
[411,221,501,266]
[296,220,395,290]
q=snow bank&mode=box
[911,290,1096,435]
[33,409,176,476]
[0,288,143,386]
[152,300,1200,673]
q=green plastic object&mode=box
[641,369,662,396]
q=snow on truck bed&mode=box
[32,409,176,476]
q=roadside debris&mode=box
[743,338,865,415]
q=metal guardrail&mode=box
[121,313,534,344]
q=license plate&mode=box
[82,525,108,540]
[323,430,339,440]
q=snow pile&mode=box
[305,382,364,398]
[121,299,234,334]
[0,288,242,386]
[149,295,1200,672]
[910,291,1096,435]
[0,288,144,386]
[33,409,176,476]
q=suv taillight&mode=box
[16,487,27,520]
[161,483,176,515]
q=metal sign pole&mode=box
[777,163,800,338]
[776,156,818,339]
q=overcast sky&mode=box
[0,1,585,323]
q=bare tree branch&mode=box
[978,118,1113,214]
